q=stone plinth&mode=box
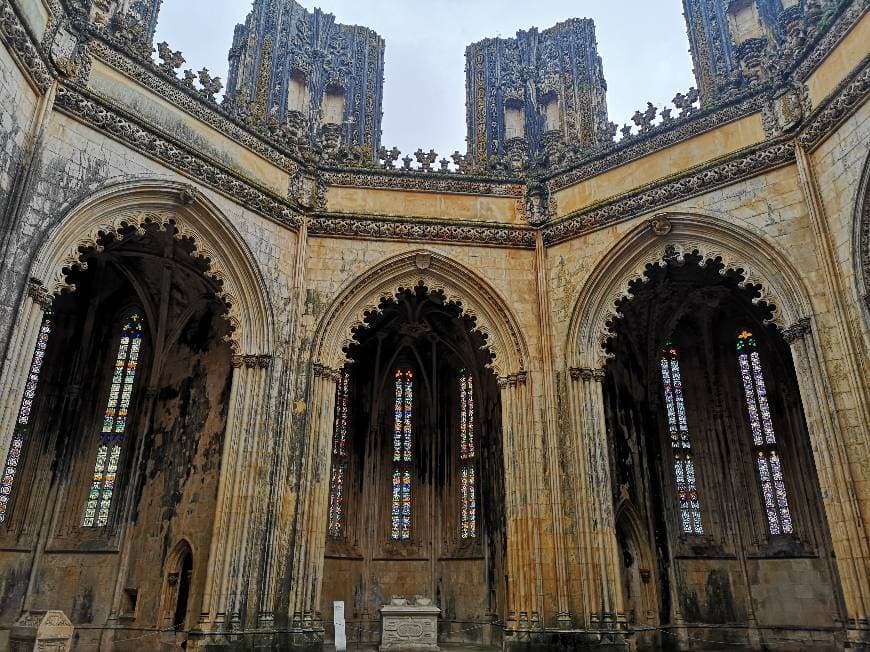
[10,610,74,652]
[379,598,440,652]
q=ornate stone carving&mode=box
[544,141,796,244]
[0,0,53,91]
[231,354,273,369]
[53,86,303,229]
[782,317,812,344]
[26,278,53,310]
[569,367,605,382]
[648,214,672,236]
[798,59,869,148]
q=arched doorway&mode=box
[602,251,844,647]
[320,284,506,647]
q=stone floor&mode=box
[323,645,499,651]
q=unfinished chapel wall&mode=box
[0,0,867,649]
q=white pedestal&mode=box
[379,601,440,652]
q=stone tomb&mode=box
[379,597,440,652]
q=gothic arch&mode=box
[28,178,275,355]
[853,150,870,326]
[566,211,813,369]
[312,249,530,378]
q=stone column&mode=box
[784,318,870,635]
[498,371,544,634]
[566,367,625,630]
[198,354,273,630]
[0,281,51,458]
[284,363,338,644]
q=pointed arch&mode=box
[566,211,814,369]
[854,149,870,328]
[27,178,275,356]
[312,249,530,378]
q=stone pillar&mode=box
[784,318,870,638]
[498,371,543,632]
[198,354,273,631]
[284,363,338,646]
[566,367,625,630]
[0,281,51,462]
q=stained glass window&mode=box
[328,368,350,538]
[0,313,53,524]
[736,330,793,535]
[459,370,476,539]
[82,312,144,528]
[660,342,703,535]
[391,369,413,540]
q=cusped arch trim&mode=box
[29,178,276,355]
[566,211,813,370]
[312,250,529,378]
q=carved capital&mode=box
[569,367,605,382]
[231,353,273,369]
[782,317,811,344]
[26,278,53,310]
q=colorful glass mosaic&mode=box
[660,343,703,534]
[391,369,413,540]
[327,369,350,538]
[458,370,477,538]
[82,313,143,528]
[737,331,793,535]
[0,314,53,524]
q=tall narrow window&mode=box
[0,313,53,523]
[82,312,144,528]
[391,368,413,540]
[459,370,476,539]
[660,342,703,535]
[328,368,350,538]
[736,330,793,535]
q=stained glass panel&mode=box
[459,370,476,538]
[0,315,53,523]
[82,313,143,528]
[391,369,413,540]
[737,331,794,536]
[660,343,703,534]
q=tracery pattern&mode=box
[328,368,350,538]
[737,331,793,535]
[0,314,53,523]
[459,370,476,539]
[391,369,413,540]
[82,313,144,528]
[660,342,703,535]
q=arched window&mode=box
[459,370,476,539]
[82,312,144,528]
[736,330,793,535]
[0,313,53,523]
[391,368,413,540]
[328,368,350,538]
[659,342,703,535]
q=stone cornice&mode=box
[320,167,525,198]
[792,1,868,82]
[0,0,53,92]
[53,84,303,229]
[87,38,302,176]
[798,55,870,149]
[542,140,797,245]
[308,213,536,248]
[544,90,769,192]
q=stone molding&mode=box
[311,250,528,378]
[543,141,796,244]
[799,57,870,148]
[0,0,53,91]
[308,213,536,248]
[320,168,525,198]
[231,354,272,369]
[52,85,304,230]
[792,2,869,82]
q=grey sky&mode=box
[155,1,695,157]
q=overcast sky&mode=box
[154,1,695,157]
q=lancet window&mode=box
[328,368,350,538]
[459,370,476,539]
[0,313,53,523]
[82,312,144,528]
[736,330,793,535]
[391,368,413,540]
[660,342,703,535]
